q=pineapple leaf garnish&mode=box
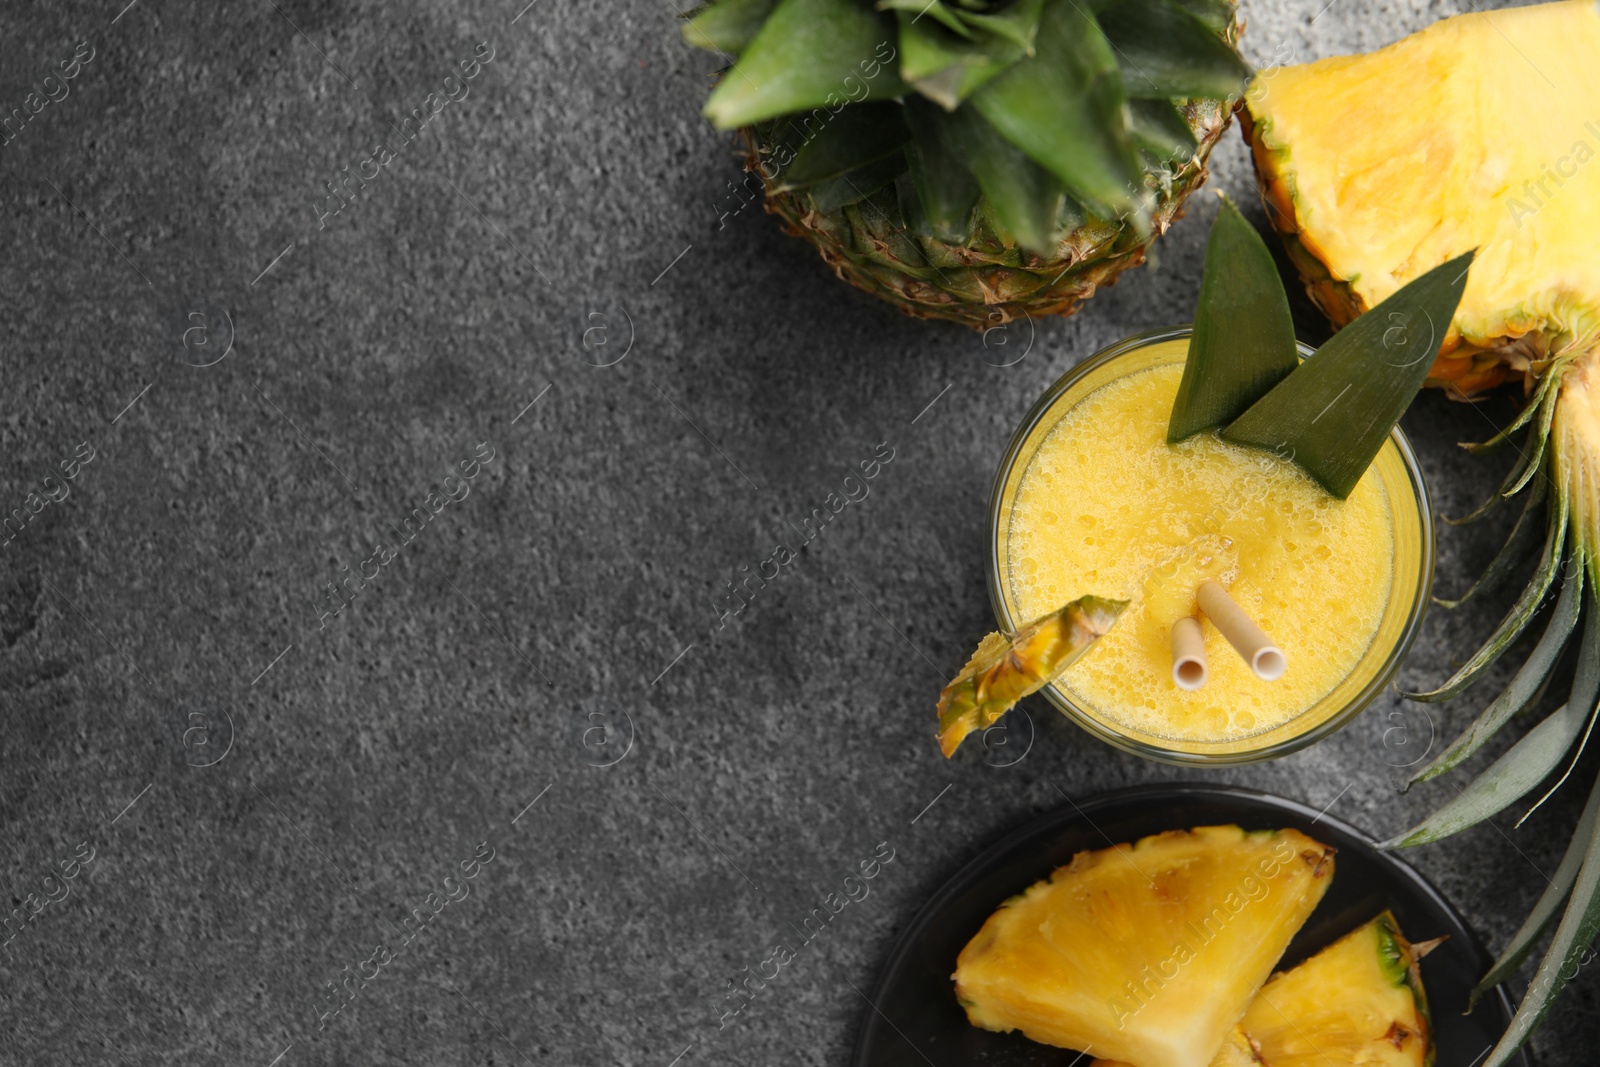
[937,595,1126,758]
[969,0,1148,225]
[702,0,908,128]
[1223,250,1476,499]
[1097,0,1251,99]
[1166,194,1297,443]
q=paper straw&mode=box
[1197,581,1287,681]
[1170,617,1208,690]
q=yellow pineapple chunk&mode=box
[1094,1026,1262,1067]
[1245,0,1600,359]
[953,825,1334,1067]
[1243,912,1433,1067]
[1092,913,1433,1067]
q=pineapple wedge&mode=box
[1243,912,1434,1067]
[1093,913,1434,1067]
[953,825,1334,1067]
[1094,1027,1263,1067]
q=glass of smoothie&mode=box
[989,326,1435,764]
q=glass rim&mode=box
[985,324,1437,766]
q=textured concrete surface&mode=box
[0,0,1592,1064]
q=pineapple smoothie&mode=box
[1003,348,1402,749]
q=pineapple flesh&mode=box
[1243,912,1433,1067]
[1095,913,1435,1067]
[1093,1026,1263,1067]
[953,825,1334,1067]
[1245,0,1600,382]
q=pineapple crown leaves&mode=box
[1376,355,1600,1067]
[681,0,1249,253]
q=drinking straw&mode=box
[1197,580,1287,681]
[1170,616,1208,691]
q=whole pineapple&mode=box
[683,0,1250,327]
[1242,3,1600,1063]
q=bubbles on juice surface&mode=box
[1006,362,1396,745]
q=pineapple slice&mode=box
[953,825,1334,1067]
[1092,913,1434,1067]
[1243,912,1434,1067]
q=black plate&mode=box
[852,784,1528,1067]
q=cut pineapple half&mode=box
[953,825,1334,1067]
[1243,911,1434,1067]
[1245,0,1600,363]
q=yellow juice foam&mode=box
[1006,362,1394,743]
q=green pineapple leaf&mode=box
[1127,98,1199,162]
[969,0,1148,226]
[775,102,910,189]
[802,152,908,211]
[902,96,982,242]
[1222,250,1476,499]
[1167,194,1297,443]
[704,0,907,129]
[1161,0,1237,35]
[878,0,974,38]
[896,11,1025,109]
[1436,471,1548,605]
[1480,790,1600,1067]
[1386,586,1600,848]
[1403,493,1567,702]
[1471,770,1600,1011]
[937,103,1064,253]
[1410,564,1584,785]
[1380,698,1596,850]
[1097,0,1251,99]
[955,0,1047,52]
[682,0,781,54]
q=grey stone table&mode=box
[0,0,1592,1064]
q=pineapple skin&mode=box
[952,825,1334,1067]
[740,98,1233,330]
